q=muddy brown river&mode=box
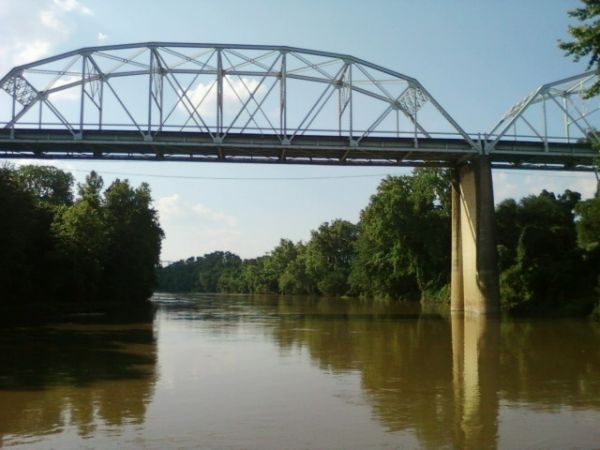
[1,293,599,449]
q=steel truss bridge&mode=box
[0,42,598,171]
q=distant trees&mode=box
[157,169,451,302]
[157,168,600,317]
[0,164,163,307]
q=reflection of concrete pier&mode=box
[452,315,500,449]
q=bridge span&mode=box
[1,42,599,314]
[0,130,594,170]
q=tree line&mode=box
[158,168,600,316]
[0,164,163,308]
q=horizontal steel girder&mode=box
[0,129,595,170]
[0,43,598,170]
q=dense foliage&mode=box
[0,164,163,306]
[158,169,451,301]
[158,168,600,316]
[559,0,600,97]
[497,190,598,314]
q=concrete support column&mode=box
[451,173,464,311]
[450,156,500,314]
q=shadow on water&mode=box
[0,304,158,446]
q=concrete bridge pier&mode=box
[450,156,500,314]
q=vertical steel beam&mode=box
[413,87,418,148]
[348,63,353,140]
[280,51,287,138]
[338,87,342,137]
[159,60,164,132]
[11,83,16,137]
[148,49,154,135]
[79,56,86,135]
[99,78,104,130]
[564,98,570,143]
[217,48,223,135]
[542,95,548,151]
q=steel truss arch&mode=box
[486,71,600,170]
[0,42,479,166]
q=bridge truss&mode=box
[488,71,600,170]
[0,43,597,170]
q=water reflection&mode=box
[452,315,500,449]
[0,316,157,447]
[261,296,600,449]
[3,294,599,448]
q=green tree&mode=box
[78,171,104,208]
[576,195,600,250]
[497,190,590,313]
[195,251,241,292]
[102,180,164,302]
[0,166,43,303]
[350,169,450,300]
[15,165,74,206]
[304,219,359,296]
[575,196,600,307]
[50,198,106,302]
[279,242,315,295]
[559,0,600,98]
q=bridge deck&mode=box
[0,129,596,170]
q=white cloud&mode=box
[158,193,238,226]
[179,76,264,119]
[0,0,94,72]
[98,32,108,42]
[493,170,597,204]
[191,203,238,227]
[156,193,241,260]
[40,9,61,30]
[53,0,93,15]
[12,40,52,66]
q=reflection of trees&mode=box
[0,320,157,444]
[270,297,457,448]
[267,296,600,449]
[499,320,600,409]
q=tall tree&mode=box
[497,190,588,313]
[350,169,450,300]
[102,180,164,302]
[16,165,75,206]
[559,0,600,97]
[304,220,358,296]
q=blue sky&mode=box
[0,0,597,260]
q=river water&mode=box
[1,293,599,449]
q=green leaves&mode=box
[0,165,164,305]
[16,165,75,206]
[349,169,450,300]
[560,0,600,97]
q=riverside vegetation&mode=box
[1,164,598,316]
[158,168,600,317]
[0,164,163,314]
